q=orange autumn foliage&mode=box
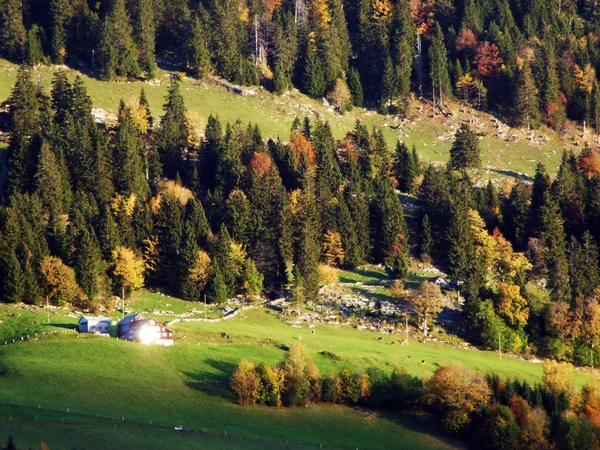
[577,148,600,179]
[249,152,273,178]
[455,28,477,52]
[289,134,316,165]
[474,41,503,77]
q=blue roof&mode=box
[118,313,143,326]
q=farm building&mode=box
[428,276,450,289]
[123,318,174,346]
[117,313,144,338]
[78,316,112,334]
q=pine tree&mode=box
[393,142,419,193]
[0,0,27,60]
[156,79,189,179]
[3,250,25,304]
[209,0,246,82]
[26,25,45,65]
[49,0,72,63]
[134,0,156,78]
[154,196,184,287]
[540,201,571,302]
[6,66,41,198]
[22,253,42,305]
[515,62,540,129]
[380,56,396,109]
[295,176,321,302]
[189,13,211,79]
[35,140,71,216]
[113,107,149,199]
[446,197,476,280]
[528,163,550,238]
[271,10,298,93]
[347,67,363,107]
[391,0,414,112]
[503,181,530,251]
[569,232,599,299]
[420,214,434,256]
[303,40,326,98]
[185,198,211,248]
[208,262,228,303]
[449,124,481,169]
[429,22,451,109]
[215,224,236,295]
[73,227,106,301]
[98,0,141,80]
[591,80,600,133]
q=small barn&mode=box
[78,316,112,334]
[117,313,144,338]
[124,318,174,346]
[429,276,450,290]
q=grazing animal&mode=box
[421,360,426,364]
[378,337,384,341]
[391,341,399,345]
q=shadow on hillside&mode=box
[44,323,77,330]
[488,168,533,181]
[375,410,466,449]
[183,359,237,401]
[338,269,389,283]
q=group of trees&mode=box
[0,66,409,309]
[402,138,600,365]
[4,0,600,125]
[232,347,600,448]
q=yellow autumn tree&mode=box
[574,63,596,95]
[456,73,475,103]
[188,249,212,290]
[112,246,145,291]
[468,209,532,284]
[497,282,529,327]
[322,230,345,266]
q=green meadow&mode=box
[0,290,594,450]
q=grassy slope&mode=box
[0,296,594,449]
[0,59,580,176]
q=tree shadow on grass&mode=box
[338,268,389,283]
[183,359,237,401]
[488,168,533,181]
[375,409,467,449]
[43,323,77,330]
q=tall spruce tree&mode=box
[449,124,481,169]
[189,13,211,79]
[73,227,106,301]
[569,231,599,299]
[134,0,156,77]
[156,79,189,179]
[429,22,451,109]
[540,201,571,302]
[113,107,150,199]
[303,40,326,98]
[515,62,540,129]
[0,0,27,60]
[98,0,141,80]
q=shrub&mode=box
[280,344,320,406]
[256,362,285,407]
[230,359,261,405]
[424,364,491,433]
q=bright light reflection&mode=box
[140,327,155,344]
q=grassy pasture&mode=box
[0,299,594,450]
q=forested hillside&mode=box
[2,0,600,128]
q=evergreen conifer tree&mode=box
[0,0,27,60]
[515,62,540,129]
[303,41,326,98]
[73,227,106,301]
[208,262,228,303]
[347,67,363,107]
[98,0,141,80]
[134,0,156,78]
[540,201,571,302]
[156,79,189,178]
[429,22,451,109]
[449,124,481,169]
[189,13,211,79]
[26,25,45,65]
[4,250,25,304]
